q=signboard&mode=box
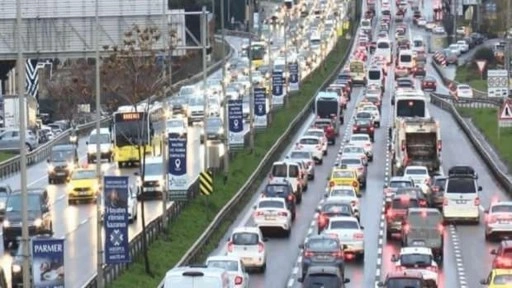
[103,176,130,264]
[253,87,267,128]
[487,69,508,97]
[228,99,244,147]
[32,238,65,288]
[288,62,300,91]
[498,101,512,128]
[271,70,284,106]
[168,137,188,191]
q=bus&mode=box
[112,105,166,167]
[247,41,267,68]
[392,89,430,126]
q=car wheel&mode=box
[260,263,266,273]
[3,240,8,249]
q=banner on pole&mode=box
[271,70,284,106]
[103,176,130,264]
[253,87,268,128]
[32,238,65,288]
[228,99,244,147]
[168,137,188,190]
[288,62,300,91]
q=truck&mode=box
[392,117,441,176]
[2,94,38,130]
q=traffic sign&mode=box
[475,60,487,73]
[498,101,512,128]
[199,170,214,196]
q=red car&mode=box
[421,76,437,91]
[412,65,426,77]
[352,118,375,142]
[314,118,338,144]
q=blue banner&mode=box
[32,238,65,288]
[254,87,266,116]
[103,176,130,264]
[228,99,244,146]
[272,71,284,96]
[288,62,300,91]
[168,137,188,189]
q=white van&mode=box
[367,66,384,87]
[270,161,303,203]
[442,168,481,223]
[398,49,414,69]
[310,34,322,54]
[361,18,372,32]
[86,128,113,163]
[412,36,425,54]
[375,38,392,64]
[140,156,165,198]
[163,266,230,288]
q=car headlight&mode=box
[33,218,43,227]
[12,264,21,273]
[159,179,164,187]
[3,220,9,227]
[48,164,54,172]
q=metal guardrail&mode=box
[431,92,503,108]
[431,59,488,98]
[0,36,234,180]
[155,20,361,288]
[430,93,512,193]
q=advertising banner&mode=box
[32,238,65,288]
[253,87,267,128]
[228,99,244,147]
[288,62,300,91]
[271,71,284,106]
[103,176,130,264]
[168,137,188,189]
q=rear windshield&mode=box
[386,279,422,288]
[259,200,285,209]
[272,164,299,177]
[290,151,311,159]
[392,198,419,209]
[304,275,341,288]
[340,158,361,165]
[434,178,447,188]
[299,138,320,145]
[330,220,359,229]
[390,181,413,188]
[232,232,259,245]
[322,203,351,214]
[446,178,476,193]
[400,253,432,267]
[491,205,512,213]
[306,131,324,138]
[306,238,340,250]
[405,168,428,175]
[265,185,290,195]
[330,189,354,197]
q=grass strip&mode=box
[455,65,487,91]
[0,152,14,163]
[111,36,351,288]
[458,107,512,168]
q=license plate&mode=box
[455,200,467,204]
[360,128,367,131]
[265,216,276,221]
[56,172,65,176]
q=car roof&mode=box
[390,176,413,182]
[408,207,441,214]
[232,226,261,234]
[52,144,76,151]
[331,185,355,190]
[323,198,353,205]
[307,265,341,275]
[386,270,424,278]
[493,269,512,275]
[206,255,241,263]
[400,246,432,255]
[328,215,358,222]
[165,266,227,277]
[331,168,354,173]
[491,201,512,208]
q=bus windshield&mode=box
[249,45,265,61]
[114,113,149,147]
[316,99,339,118]
[396,99,426,118]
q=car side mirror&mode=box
[298,244,304,249]
[478,186,482,191]
[297,277,303,283]
[480,279,489,285]
[491,249,498,255]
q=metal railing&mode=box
[431,92,503,108]
[431,60,488,98]
[0,36,233,180]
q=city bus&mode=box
[112,104,165,167]
[247,41,267,68]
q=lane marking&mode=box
[449,225,468,288]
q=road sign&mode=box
[32,238,65,288]
[487,69,509,98]
[498,101,512,128]
[253,87,267,128]
[168,137,188,190]
[103,176,130,264]
[271,70,284,106]
[199,170,213,196]
[475,60,487,73]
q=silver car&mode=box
[0,129,39,151]
[484,201,512,241]
[384,176,415,209]
[287,150,315,180]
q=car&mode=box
[396,78,414,89]
[3,189,53,248]
[485,201,512,241]
[417,17,426,27]
[378,271,426,287]
[391,246,439,287]
[448,43,461,56]
[316,198,358,233]
[296,136,324,164]
[412,64,426,77]
[322,216,365,260]
[340,144,368,165]
[299,235,346,280]
[386,194,420,239]
[433,26,446,34]
[226,227,267,272]
[357,104,380,127]
[456,84,474,98]
[349,134,373,160]
[338,156,367,188]
[47,144,79,184]
[421,76,437,91]
[163,265,231,288]
[337,71,353,88]
[0,184,12,221]
[253,197,292,236]
[205,256,249,288]
[401,208,445,261]
[430,174,447,209]
[304,128,328,155]
[443,166,481,223]
[480,269,512,287]
[287,150,315,180]
[425,21,436,31]
[491,240,512,268]
[298,265,350,287]
[383,176,415,210]
[262,181,296,220]
[403,165,431,194]
[324,185,360,213]
[201,117,224,143]
[67,166,99,204]
[166,117,187,138]
[293,160,309,191]
[269,161,303,203]
[456,40,469,53]
[313,118,338,145]
[329,168,360,195]
[394,187,429,207]
[352,118,375,142]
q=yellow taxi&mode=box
[481,269,512,287]
[328,168,360,196]
[67,167,99,204]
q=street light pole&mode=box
[248,0,255,150]
[16,0,30,287]
[221,0,229,173]
[284,12,289,101]
[202,7,209,169]
[94,0,104,287]
[161,0,169,229]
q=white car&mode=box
[253,197,292,236]
[456,40,469,53]
[206,255,250,288]
[324,185,360,212]
[296,136,324,164]
[226,227,267,272]
[448,44,461,56]
[166,118,187,137]
[349,134,373,161]
[456,26,466,35]
[403,165,431,194]
[426,22,436,31]
[456,84,474,98]
[357,104,381,127]
[484,201,512,240]
[341,144,368,164]
[391,247,439,287]
[322,216,365,259]
[417,17,427,27]
[304,128,328,155]
[433,26,446,34]
[287,150,316,180]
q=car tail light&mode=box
[258,242,265,253]
[438,224,444,234]
[365,143,371,147]
[353,232,364,240]
[331,250,344,258]
[318,214,328,226]
[309,160,314,167]
[227,241,234,252]
[386,209,394,219]
[475,197,480,206]
[403,224,410,233]
[443,197,448,206]
[357,167,364,172]
[370,126,375,131]
[329,181,335,187]
[287,195,294,201]
[437,140,442,151]
[254,211,265,217]
[419,199,427,206]
[278,211,288,217]
[427,266,438,272]
[352,181,358,188]
[234,276,243,285]
[304,250,314,257]
[487,215,497,224]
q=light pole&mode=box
[94,0,104,287]
[248,0,255,150]
[283,11,289,101]
[201,6,209,169]
[221,0,229,174]
[16,0,30,287]
[161,0,169,229]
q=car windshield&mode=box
[330,189,354,197]
[356,119,371,126]
[265,185,290,195]
[494,275,512,284]
[189,97,203,106]
[89,134,110,144]
[232,232,259,245]
[167,120,183,128]
[332,171,353,178]
[329,220,359,229]
[491,205,512,213]
[144,163,162,176]
[290,151,311,159]
[6,194,40,212]
[300,138,320,145]
[344,146,364,154]
[206,118,222,129]
[259,200,285,209]
[51,150,74,162]
[446,178,476,193]
[306,238,340,250]
[405,169,428,175]
[340,158,361,165]
[207,260,239,272]
[72,170,96,180]
[390,181,413,188]
[400,253,432,266]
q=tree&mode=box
[100,24,173,276]
[45,60,94,124]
